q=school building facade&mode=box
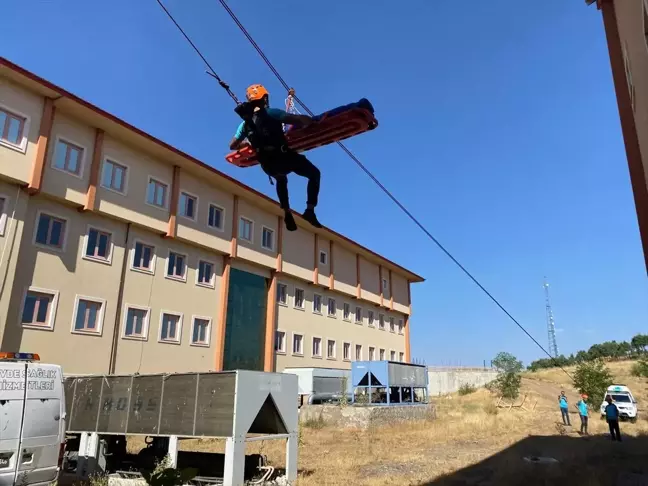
[0,57,424,376]
[587,0,648,273]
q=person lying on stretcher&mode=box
[229,84,323,232]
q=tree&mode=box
[631,334,648,355]
[573,359,613,406]
[492,352,523,399]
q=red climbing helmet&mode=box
[246,84,269,101]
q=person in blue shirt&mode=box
[230,84,322,232]
[576,394,589,435]
[604,395,622,441]
[558,391,571,426]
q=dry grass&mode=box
[124,361,648,485]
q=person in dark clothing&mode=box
[605,395,622,441]
[230,84,322,232]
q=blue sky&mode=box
[2,0,647,366]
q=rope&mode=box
[154,0,241,104]
[155,0,574,381]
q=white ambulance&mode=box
[0,352,66,486]
[599,384,638,423]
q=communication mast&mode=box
[543,277,559,357]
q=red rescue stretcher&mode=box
[225,98,378,168]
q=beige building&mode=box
[587,0,648,274]
[0,57,424,375]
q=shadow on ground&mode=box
[420,433,648,486]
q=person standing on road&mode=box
[559,391,571,426]
[605,395,622,442]
[576,394,589,435]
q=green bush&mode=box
[573,359,613,406]
[631,358,648,378]
[458,383,477,396]
[492,352,523,399]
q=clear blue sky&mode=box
[3,0,647,367]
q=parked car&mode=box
[599,384,638,423]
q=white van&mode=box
[0,352,65,486]
[599,384,638,423]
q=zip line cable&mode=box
[154,0,574,381]
[155,0,240,104]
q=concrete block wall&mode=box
[427,367,498,396]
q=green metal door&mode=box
[222,268,268,371]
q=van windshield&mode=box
[610,394,632,403]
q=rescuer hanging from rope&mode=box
[229,84,323,232]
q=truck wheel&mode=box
[630,417,637,424]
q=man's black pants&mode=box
[258,150,320,211]
[608,419,621,441]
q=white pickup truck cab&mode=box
[0,352,65,486]
[599,384,638,423]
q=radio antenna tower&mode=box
[543,277,559,357]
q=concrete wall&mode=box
[299,403,436,429]
[427,367,498,396]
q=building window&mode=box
[294,288,305,309]
[343,303,351,321]
[0,195,8,236]
[159,312,182,343]
[327,339,336,359]
[0,106,26,149]
[73,297,104,334]
[382,278,388,291]
[195,260,214,287]
[147,177,168,209]
[239,217,253,242]
[644,0,648,51]
[124,306,149,339]
[275,330,286,353]
[206,205,223,231]
[53,139,84,176]
[355,344,362,361]
[313,293,322,314]
[390,350,396,361]
[276,283,287,305]
[622,42,636,111]
[398,319,404,335]
[355,306,362,324]
[21,288,57,329]
[378,313,385,330]
[292,333,303,355]
[368,310,375,327]
[101,159,127,193]
[84,227,112,263]
[399,352,405,362]
[166,251,187,281]
[191,317,211,346]
[132,241,155,272]
[369,346,375,361]
[327,298,336,317]
[34,213,66,250]
[261,227,275,251]
[312,337,322,357]
[343,342,351,361]
[179,192,197,220]
[379,349,385,361]
[389,317,395,333]
[319,250,328,265]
